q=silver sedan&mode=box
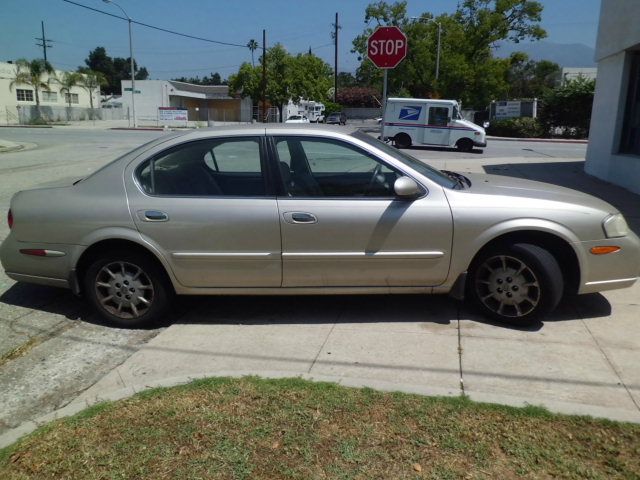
[1,126,639,327]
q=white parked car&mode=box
[285,115,309,124]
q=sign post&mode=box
[367,26,408,141]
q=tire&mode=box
[467,243,563,326]
[456,138,474,152]
[394,133,412,149]
[83,250,172,328]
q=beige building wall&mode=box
[585,0,640,194]
[0,61,98,124]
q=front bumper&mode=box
[577,231,640,294]
[473,140,487,147]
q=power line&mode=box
[60,0,250,48]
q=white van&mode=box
[383,98,486,151]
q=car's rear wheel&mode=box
[394,133,411,149]
[84,250,171,328]
[467,243,563,326]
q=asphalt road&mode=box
[0,126,590,435]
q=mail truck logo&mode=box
[399,106,421,121]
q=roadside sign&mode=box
[158,107,188,121]
[367,26,408,69]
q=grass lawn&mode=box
[1,376,639,479]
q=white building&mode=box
[120,80,252,125]
[0,61,97,124]
[585,0,640,194]
[561,67,597,84]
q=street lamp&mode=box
[411,17,442,82]
[103,0,136,128]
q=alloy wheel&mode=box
[94,261,154,319]
[474,254,540,318]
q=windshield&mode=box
[453,105,462,120]
[351,131,457,189]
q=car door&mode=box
[125,136,281,288]
[423,105,451,146]
[272,135,453,288]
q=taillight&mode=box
[7,209,13,229]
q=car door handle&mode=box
[283,212,317,224]
[142,210,169,222]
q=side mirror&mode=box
[394,176,421,199]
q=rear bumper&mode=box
[1,233,78,288]
[5,271,70,289]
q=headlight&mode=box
[603,213,629,238]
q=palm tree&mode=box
[59,72,83,109]
[78,70,108,118]
[9,59,55,120]
[247,39,259,67]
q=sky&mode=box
[0,0,602,80]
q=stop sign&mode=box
[367,26,408,69]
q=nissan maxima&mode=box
[1,126,638,327]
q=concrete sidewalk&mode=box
[71,286,639,423]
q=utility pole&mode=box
[103,0,137,128]
[334,12,338,102]
[261,29,267,123]
[35,21,53,63]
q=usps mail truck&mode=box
[383,98,486,151]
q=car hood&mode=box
[462,173,618,213]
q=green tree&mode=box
[83,47,148,95]
[228,63,261,103]
[9,58,56,119]
[58,72,83,110]
[172,72,226,85]
[264,44,292,121]
[506,52,560,98]
[77,69,108,113]
[229,45,333,121]
[288,52,333,102]
[539,77,595,138]
[337,72,357,88]
[351,0,546,108]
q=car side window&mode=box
[274,136,401,197]
[429,107,449,126]
[137,137,267,197]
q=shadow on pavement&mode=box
[483,160,640,235]
[0,282,611,332]
[406,145,484,155]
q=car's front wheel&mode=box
[467,243,563,326]
[83,250,171,328]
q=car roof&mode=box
[163,124,356,139]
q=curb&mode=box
[2,370,639,450]
[0,145,24,154]
[487,136,588,144]
[0,125,52,129]
[109,127,166,131]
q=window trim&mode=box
[268,134,427,200]
[134,136,276,198]
[16,89,34,102]
[619,51,640,155]
[41,91,58,103]
[64,92,79,104]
